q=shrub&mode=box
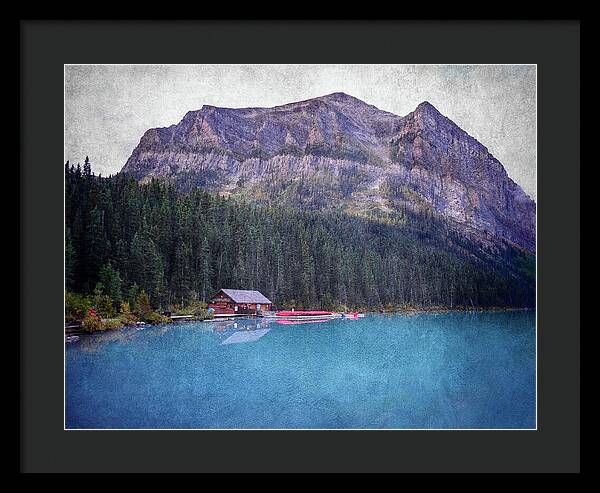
[143,311,172,325]
[92,289,116,318]
[82,308,102,332]
[118,301,138,326]
[65,291,92,321]
[172,304,192,316]
[170,298,208,318]
[193,307,209,320]
[136,290,152,318]
[101,319,124,330]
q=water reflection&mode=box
[221,328,271,345]
[207,319,237,333]
[274,318,332,326]
[208,316,335,345]
[75,327,139,353]
[69,316,339,353]
[207,316,334,330]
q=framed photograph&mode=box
[20,20,580,474]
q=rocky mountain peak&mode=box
[409,100,449,128]
[415,100,440,113]
[122,93,536,253]
[317,92,371,106]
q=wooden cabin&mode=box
[208,289,272,315]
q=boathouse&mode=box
[208,289,272,315]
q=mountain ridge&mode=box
[122,93,536,253]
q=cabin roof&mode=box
[216,289,272,304]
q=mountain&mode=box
[122,92,536,253]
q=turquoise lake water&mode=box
[65,311,536,429]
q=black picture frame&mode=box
[20,20,580,474]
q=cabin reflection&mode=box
[220,328,271,345]
[209,316,335,345]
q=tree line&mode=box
[65,158,535,313]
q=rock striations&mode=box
[122,92,536,253]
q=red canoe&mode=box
[275,311,334,317]
[276,319,331,325]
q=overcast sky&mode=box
[65,64,536,200]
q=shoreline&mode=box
[371,306,533,315]
[65,306,534,337]
[65,315,207,336]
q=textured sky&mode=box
[65,64,536,200]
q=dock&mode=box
[211,313,250,319]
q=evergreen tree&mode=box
[172,242,193,306]
[98,262,122,307]
[199,237,212,302]
[65,227,76,291]
[83,156,92,177]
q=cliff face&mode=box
[122,92,536,253]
